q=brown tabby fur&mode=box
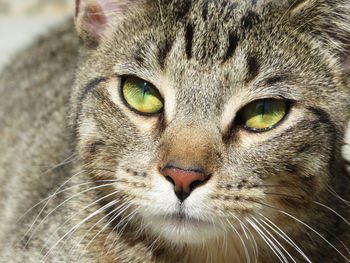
[0,0,349,262]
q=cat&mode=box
[0,0,349,262]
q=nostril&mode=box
[165,175,175,186]
[189,174,212,192]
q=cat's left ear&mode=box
[75,0,136,47]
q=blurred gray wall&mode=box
[0,0,74,70]
[0,0,73,16]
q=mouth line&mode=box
[163,212,209,226]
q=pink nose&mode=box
[161,167,208,201]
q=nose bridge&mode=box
[160,123,219,173]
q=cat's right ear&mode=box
[75,0,136,47]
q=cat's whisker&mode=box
[88,167,117,174]
[218,217,229,259]
[258,184,297,189]
[73,202,132,262]
[40,198,120,262]
[104,204,136,245]
[21,169,87,249]
[312,201,350,226]
[251,200,350,262]
[65,202,129,263]
[252,217,297,263]
[327,186,350,207]
[37,152,77,172]
[41,189,121,256]
[28,181,119,252]
[225,217,251,263]
[101,203,136,249]
[68,202,129,260]
[258,214,311,263]
[17,179,119,225]
[105,210,138,256]
[240,218,259,263]
[228,212,258,263]
[263,192,305,201]
[246,217,287,263]
[146,226,163,254]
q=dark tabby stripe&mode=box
[307,106,338,173]
[134,47,145,66]
[185,23,194,59]
[222,32,239,63]
[202,1,208,21]
[241,10,261,30]
[74,77,107,134]
[307,106,336,132]
[246,55,260,82]
[87,140,106,154]
[78,77,107,103]
[264,74,291,85]
[173,0,191,20]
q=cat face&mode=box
[72,0,350,248]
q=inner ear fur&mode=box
[75,0,136,47]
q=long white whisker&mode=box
[255,201,350,262]
[259,214,311,263]
[247,217,286,263]
[226,216,250,263]
[328,187,350,206]
[229,213,257,263]
[41,153,77,171]
[73,202,131,261]
[40,189,120,256]
[21,169,86,249]
[105,210,138,256]
[17,180,119,225]
[39,198,120,262]
[252,217,296,263]
[28,182,118,251]
[313,201,350,226]
[102,204,136,248]
[241,218,259,263]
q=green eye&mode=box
[240,99,287,131]
[122,77,164,114]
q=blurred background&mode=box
[0,0,73,16]
[0,0,74,70]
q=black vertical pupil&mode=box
[142,82,149,97]
[256,100,266,116]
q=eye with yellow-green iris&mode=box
[240,99,287,131]
[122,76,164,115]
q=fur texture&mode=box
[0,0,349,262]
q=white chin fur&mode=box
[142,177,224,244]
[144,214,224,245]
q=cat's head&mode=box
[71,0,350,249]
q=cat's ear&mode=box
[75,0,134,47]
[289,0,350,73]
